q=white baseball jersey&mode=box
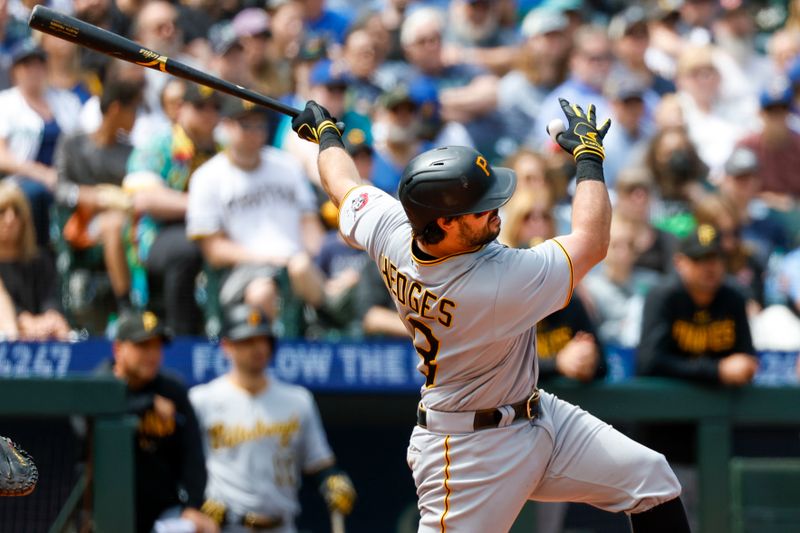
[186,147,317,259]
[189,375,334,520]
[339,186,572,411]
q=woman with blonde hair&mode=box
[0,181,70,340]
[498,187,554,249]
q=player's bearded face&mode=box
[457,209,501,247]
[115,338,163,385]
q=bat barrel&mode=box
[28,5,301,118]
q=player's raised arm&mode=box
[291,101,361,208]
[548,98,612,283]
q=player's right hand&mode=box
[556,332,599,382]
[181,507,220,533]
[548,98,611,163]
[292,100,343,144]
[718,353,758,386]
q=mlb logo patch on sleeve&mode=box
[343,191,370,222]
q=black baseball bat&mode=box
[28,5,301,118]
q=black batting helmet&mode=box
[221,304,274,342]
[398,146,517,232]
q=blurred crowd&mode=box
[0,0,797,359]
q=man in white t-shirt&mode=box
[190,304,356,532]
[187,98,325,320]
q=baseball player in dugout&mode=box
[189,304,356,532]
[105,310,218,533]
[637,225,758,465]
[291,97,691,532]
[638,224,758,387]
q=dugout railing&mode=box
[1,377,799,533]
[542,379,800,533]
[314,379,800,533]
[0,377,135,533]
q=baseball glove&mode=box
[0,437,38,497]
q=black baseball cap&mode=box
[221,304,274,341]
[604,76,647,102]
[182,83,223,108]
[679,224,723,260]
[220,95,268,120]
[343,127,373,157]
[380,85,417,110]
[115,310,171,343]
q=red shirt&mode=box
[738,132,800,197]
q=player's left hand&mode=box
[320,472,357,515]
[291,100,344,144]
[548,98,611,163]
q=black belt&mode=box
[203,499,284,530]
[236,513,284,530]
[417,390,540,431]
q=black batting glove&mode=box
[291,100,343,144]
[549,98,611,163]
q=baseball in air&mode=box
[547,119,566,142]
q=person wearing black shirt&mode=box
[534,293,607,532]
[105,310,218,533]
[637,224,759,529]
[0,181,70,340]
[638,224,758,385]
[536,294,607,382]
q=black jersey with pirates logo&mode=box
[536,294,607,381]
[637,274,755,383]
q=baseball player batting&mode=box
[290,99,691,532]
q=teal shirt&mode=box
[124,125,217,305]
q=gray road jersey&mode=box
[189,375,334,518]
[339,186,573,412]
